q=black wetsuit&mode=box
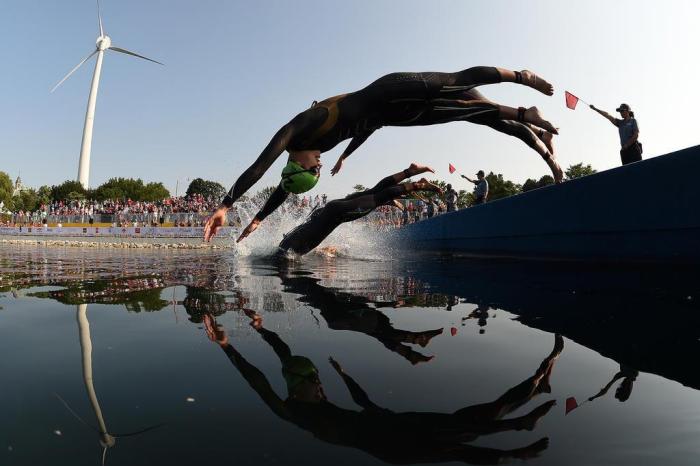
[218,328,561,464]
[223,66,504,212]
[277,174,408,256]
[278,274,442,364]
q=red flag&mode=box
[565,397,579,415]
[449,163,456,174]
[565,91,579,110]
[450,327,458,336]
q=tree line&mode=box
[412,162,597,208]
[0,174,226,213]
[1,163,595,213]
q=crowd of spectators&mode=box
[4,194,221,227]
[2,188,460,229]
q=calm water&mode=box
[1,245,699,466]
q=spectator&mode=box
[445,184,458,212]
[426,198,435,218]
[414,198,424,222]
[462,170,489,205]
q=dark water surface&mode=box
[1,246,699,466]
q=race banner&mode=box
[0,226,236,238]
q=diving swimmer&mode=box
[203,66,562,242]
[203,313,563,464]
[276,163,441,257]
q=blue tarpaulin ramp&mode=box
[394,145,700,263]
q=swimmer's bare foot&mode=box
[546,155,564,183]
[511,437,550,460]
[391,200,405,211]
[407,353,435,365]
[538,130,555,156]
[407,328,444,347]
[406,163,435,177]
[521,70,554,96]
[524,107,558,134]
[413,178,443,194]
[518,400,556,431]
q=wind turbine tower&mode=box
[52,0,163,189]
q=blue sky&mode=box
[1,0,698,197]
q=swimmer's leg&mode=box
[343,164,435,200]
[469,116,563,183]
[446,66,554,96]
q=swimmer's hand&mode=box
[330,156,344,176]
[204,207,228,242]
[242,308,263,329]
[237,218,261,243]
[203,314,228,347]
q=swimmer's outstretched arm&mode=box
[236,185,289,242]
[202,314,290,419]
[330,129,376,176]
[224,124,296,207]
[329,357,388,412]
[204,124,296,242]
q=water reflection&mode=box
[203,309,562,464]
[588,364,639,403]
[62,304,163,465]
[275,273,444,364]
[2,247,700,465]
[75,303,115,457]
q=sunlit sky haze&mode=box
[1,0,698,197]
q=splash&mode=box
[230,198,397,261]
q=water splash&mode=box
[231,198,397,261]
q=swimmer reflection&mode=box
[183,279,443,365]
[276,274,444,364]
[203,313,564,465]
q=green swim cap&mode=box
[282,356,319,389]
[281,161,319,194]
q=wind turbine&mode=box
[52,0,163,189]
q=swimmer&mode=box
[204,66,561,242]
[273,163,441,256]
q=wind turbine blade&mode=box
[108,47,164,65]
[97,0,104,36]
[51,50,98,93]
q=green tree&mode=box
[67,191,86,201]
[185,178,225,201]
[92,177,168,201]
[484,172,521,201]
[522,175,555,192]
[12,188,39,211]
[522,178,538,192]
[36,185,52,206]
[565,163,597,180]
[142,182,170,201]
[536,175,555,187]
[0,171,13,210]
[458,190,474,208]
[353,184,366,192]
[51,180,87,202]
[95,178,145,201]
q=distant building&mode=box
[13,175,26,197]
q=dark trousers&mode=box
[620,143,642,165]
